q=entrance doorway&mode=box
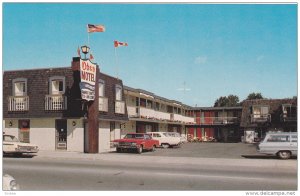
[55,119,67,150]
[19,120,30,143]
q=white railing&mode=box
[99,97,108,112]
[156,110,171,121]
[195,117,239,125]
[8,96,29,111]
[115,100,125,114]
[45,95,67,110]
[140,107,156,119]
[126,105,195,123]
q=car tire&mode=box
[137,145,143,154]
[161,144,169,149]
[277,151,291,159]
[151,145,156,152]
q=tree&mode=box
[246,92,264,100]
[214,95,240,107]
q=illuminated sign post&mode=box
[80,59,97,101]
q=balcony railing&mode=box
[45,95,67,111]
[126,106,195,124]
[8,96,29,111]
[250,114,271,123]
[195,117,240,125]
[99,97,108,112]
[115,100,125,114]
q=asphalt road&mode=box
[3,151,297,191]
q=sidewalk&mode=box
[34,150,297,169]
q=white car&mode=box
[257,132,297,159]
[166,132,187,144]
[3,174,20,190]
[148,132,181,148]
[3,134,39,156]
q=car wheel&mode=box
[137,145,143,154]
[151,145,156,152]
[161,144,169,149]
[277,151,291,159]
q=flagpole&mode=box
[114,46,119,79]
[88,32,90,48]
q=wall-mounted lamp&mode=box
[72,121,76,126]
[9,121,13,127]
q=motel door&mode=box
[55,119,67,150]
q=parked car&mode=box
[3,174,20,190]
[113,133,159,154]
[257,132,297,159]
[3,134,39,156]
[148,132,181,148]
[166,132,187,144]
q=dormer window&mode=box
[49,76,65,95]
[99,79,105,97]
[282,104,297,122]
[115,84,122,101]
[251,105,271,123]
[13,78,27,96]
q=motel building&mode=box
[3,56,128,153]
[122,86,195,137]
[2,54,297,153]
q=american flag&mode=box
[114,40,128,47]
[87,24,105,33]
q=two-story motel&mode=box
[2,57,297,152]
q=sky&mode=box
[2,3,298,107]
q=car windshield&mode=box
[3,135,19,142]
[124,134,144,139]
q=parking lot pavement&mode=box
[139,142,262,159]
[25,142,295,161]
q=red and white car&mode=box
[113,133,159,154]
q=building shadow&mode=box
[3,153,36,158]
[241,154,297,160]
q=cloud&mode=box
[194,56,207,65]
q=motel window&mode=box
[167,105,173,113]
[49,76,65,95]
[252,105,269,117]
[154,102,160,111]
[115,85,122,101]
[140,98,146,107]
[13,78,27,96]
[147,100,153,109]
[283,104,297,117]
[99,80,105,97]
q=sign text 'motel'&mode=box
[80,59,97,101]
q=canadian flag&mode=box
[114,40,128,47]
